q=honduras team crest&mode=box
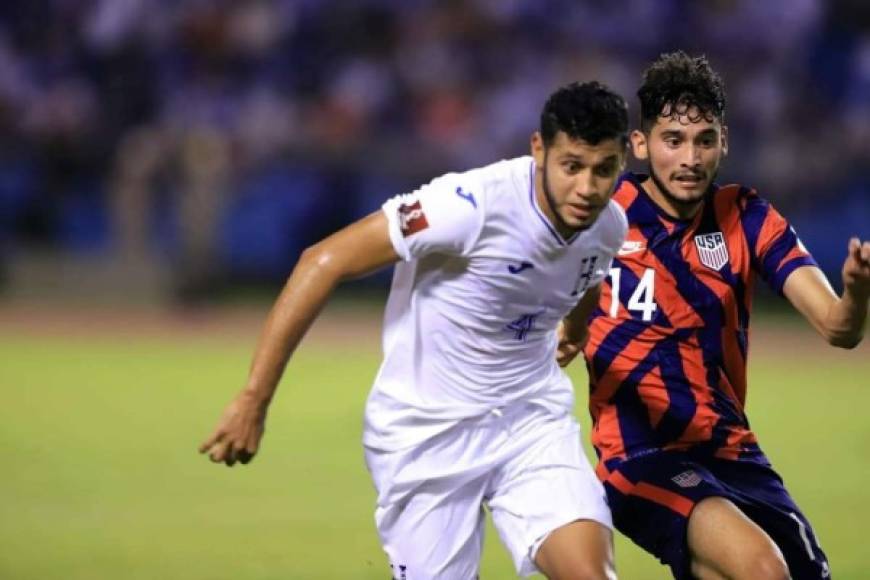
[694,232,729,270]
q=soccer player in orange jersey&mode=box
[559,52,869,579]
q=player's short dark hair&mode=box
[540,81,629,147]
[638,51,726,132]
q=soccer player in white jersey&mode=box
[199,81,630,580]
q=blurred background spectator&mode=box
[0,0,867,304]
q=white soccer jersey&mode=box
[363,156,627,451]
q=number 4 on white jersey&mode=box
[608,267,658,322]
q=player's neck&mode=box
[642,174,704,221]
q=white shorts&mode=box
[364,402,612,579]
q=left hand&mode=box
[842,237,870,300]
[556,320,588,368]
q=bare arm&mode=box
[783,237,870,349]
[199,210,400,465]
[556,284,602,367]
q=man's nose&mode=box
[574,169,597,197]
[681,143,702,167]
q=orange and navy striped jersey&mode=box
[585,172,817,478]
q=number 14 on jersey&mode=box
[608,267,658,322]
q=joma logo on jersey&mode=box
[455,186,477,208]
[398,201,429,237]
[694,232,729,271]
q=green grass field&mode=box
[1,303,868,579]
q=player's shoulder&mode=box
[586,200,628,253]
[464,156,531,199]
[602,199,628,234]
[708,183,785,231]
[711,182,770,210]
[428,156,529,207]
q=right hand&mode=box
[198,391,268,466]
[556,320,589,368]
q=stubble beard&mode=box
[648,164,714,214]
[541,152,587,235]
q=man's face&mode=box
[631,105,728,216]
[531,131,625,236]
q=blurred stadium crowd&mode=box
[0,0,868,300]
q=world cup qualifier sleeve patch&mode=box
[398,200,429,237]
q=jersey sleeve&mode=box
[740,191,817,294]
[381,172,485,261]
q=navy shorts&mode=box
[602,451,830,579]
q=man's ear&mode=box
[630,129,648,161]
[721,125,729,158]
[531,131,545,168]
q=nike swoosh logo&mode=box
[508,261,534,274]
[617,241,645,256]
[455,186,477,208]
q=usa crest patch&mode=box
[694,232,729,270]
[671,470,702,488]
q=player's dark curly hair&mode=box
[540,81,628,147]
[638,51,726,132]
